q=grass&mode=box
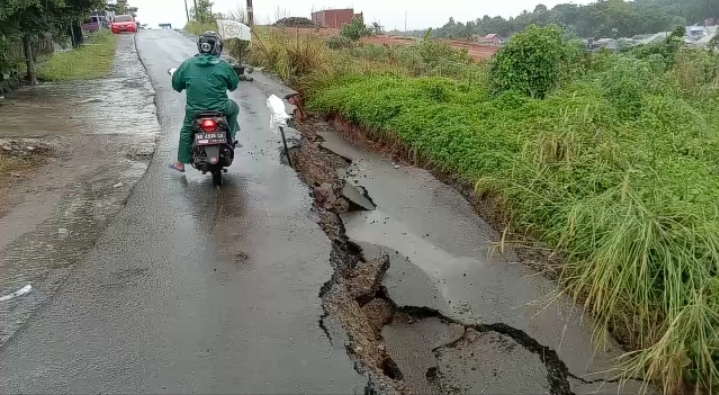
[244,28,719,393]
[36,30,119,81]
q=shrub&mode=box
[226,39,250,63]
[327,35,353,50]
[601,57,650,120]
[340,17,372,41]
[490,24,564,99]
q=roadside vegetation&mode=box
[184,21,217,36]
[243,9,719,394]
[36,31,119,81]
[0,0,107,86]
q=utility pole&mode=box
[404,11,407,32]
[183,0,190,23]
[246,0,254,26]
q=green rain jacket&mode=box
[171,54,240,163]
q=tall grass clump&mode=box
[306,36,719,393]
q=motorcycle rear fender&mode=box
[203,145,221,165]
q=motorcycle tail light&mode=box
[200,119,218,133]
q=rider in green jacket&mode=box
[169,31,240,173]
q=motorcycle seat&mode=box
[194,111,224,119]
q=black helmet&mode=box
[197,31,223,56]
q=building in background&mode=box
[311,8,363,29]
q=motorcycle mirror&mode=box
[167,67,177,76]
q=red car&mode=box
[111,15,137,34]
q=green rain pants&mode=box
[178,99,240,164]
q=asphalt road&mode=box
[0,30,364,393]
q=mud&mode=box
[0,34,159,347]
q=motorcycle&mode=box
[168,66,241,187]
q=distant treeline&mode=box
[392,0,718,39]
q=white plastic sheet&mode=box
[267,94,291,131]
[0,284,32,302]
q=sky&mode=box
[132,0,593,32]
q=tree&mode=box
[190,0,214,23]
[432,0,718,41]
[671,16,687,28]
[0,0,103,84]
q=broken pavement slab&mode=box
[342,182,376,211]
[435,329,551,395]
[318,131,358,162]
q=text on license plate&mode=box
[195,133,225,145]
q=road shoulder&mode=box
[0,34,159,347]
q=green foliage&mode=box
[190,0,214,24]
[0,0,106,78]
[491,24,564,98]
[227,39,250,63]
[600,57,649,119]
[427,0,718,40]
[628,29,687,71]
[340,17,372,41]
[326,35,353,50]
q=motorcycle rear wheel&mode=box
[211,167,223,187]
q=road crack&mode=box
[285,118,577,395]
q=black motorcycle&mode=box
[168,66,244,187]
[189,111,236,186]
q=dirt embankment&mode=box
[261,26,499,60]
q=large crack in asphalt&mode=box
[282,117,579,395]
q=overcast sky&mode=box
[133,0,592,32]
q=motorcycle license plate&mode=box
[195,133,226,145]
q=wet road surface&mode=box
[0,35,157,348]
[0,30,363,393]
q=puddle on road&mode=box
[0,35,156,139]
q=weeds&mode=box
[36,31,118,81]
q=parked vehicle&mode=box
[168,67,238,187]
[111,15,137,34]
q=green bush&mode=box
[340,17,372,41]
[327,35,353,50]
[601,57,650,120]
[490,24,564,99]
